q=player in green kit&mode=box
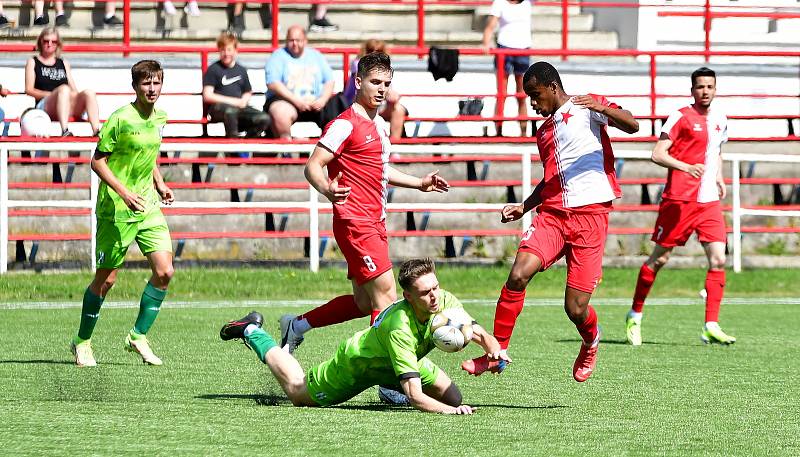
[70,60,174,367]
[220,258,510,414]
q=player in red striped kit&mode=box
[462,61,639,381]
[280,52,450,356]
[626,67,735,346]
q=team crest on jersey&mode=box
[315,392,327,401]
[693,123,703,132]
[97,251,105,266]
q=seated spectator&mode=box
[229,1,272,32]
[0,2,12,28]
[100,1,123,27]
[33,0,67,27]
[343,39,407,141]
[24,27,100,136]
[203,31,271,139]
[263,25,334,139]
[163,0,200,17]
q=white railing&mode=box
[2,142,799,273]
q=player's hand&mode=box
[500,204,524,223]
[122,191,146,212]
[309,99,326,111]
[158,184,174,205]
[717,177,726,199]
[325,172,351,204]
[685,163,705,178]
[420,170,450,193]
[445,405,476,415]
[571,95,605,113]
[487,350,513,365]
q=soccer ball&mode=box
[430,308,474,353]
[20,109,52,137]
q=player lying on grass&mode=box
[220,258,509,414]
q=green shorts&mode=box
[95,210,172,269]
[306,356,441,407]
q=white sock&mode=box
[628,311,643,322]
[243,323,259,337]
[105,14,114,19]
[705,321,719,330]
[292,317,312,335]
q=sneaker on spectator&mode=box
[184,1,201,17]
[163,0,177,15]
[61,129,74,137]
[309,17,338,32]
[55,14,69,27]
[34,14,49,26]
[104,15,123,27]
[0,15,10,28]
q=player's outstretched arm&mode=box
[651,133,705,178]
[387,167,450,193]
[305,144,351,204]
[400,377,475,415]
[91,150,145,212]
[471,325,513,364]
[716,150,726,199]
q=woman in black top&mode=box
[24,27,100,136]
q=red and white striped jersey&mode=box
[660,105,728,203]
[318,106,391,221]
[535,94,622,213]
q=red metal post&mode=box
[649,54,657,120]
[703,0,711,62]
[561,0,569,61]
[495,52,507,122]
[201,50,209,73]
[123,0,131,56]
[272,0,280,49]
[417,0,425,55]
[342,52,351,89]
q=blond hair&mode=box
[36,27,63,57]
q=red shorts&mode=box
[518,209,609,293]
[333,218,392,285]
[652,199,726,247]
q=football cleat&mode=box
[573,331,600,382]
[377,386,410,406]
[71,340,97,367]
[125,334,163,366]
[220,311,264,341]
[279,314,305,354]
[461,354,507,376]
[625,311,642,346]
[701,323,736,345]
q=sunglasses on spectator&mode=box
[43,39,59,45]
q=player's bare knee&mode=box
[506,270,530,291]
[156,266,174,285]
[709,255,726,270]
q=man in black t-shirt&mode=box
[202,32,271,139]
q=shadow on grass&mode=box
[0,359,125,366]
[196,393,287,406]
[554,338,683,346]
[331,403,569,412]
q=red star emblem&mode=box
[715,124,721,132]
[561,109,573,124]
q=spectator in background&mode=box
[25,27,100,136]
[203,31,271,139]
[163,0,201,17]
[0,2,12,28]
[229,1,272,32]
[99,1,123,27]
[482,0,532,136]
[309,4,337,32]
[33,0,67,26]
[344,39,407,141]
[263,25,333,139]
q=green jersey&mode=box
[95,103,167,222]
[309,289,472,399]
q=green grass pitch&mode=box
[0,267,798,455]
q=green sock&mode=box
[244,327,277,363]
[76,288,104,341]
[133,282,167,335]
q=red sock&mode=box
[300,295,367,329]
[704,269,725,322]
[370,309,381,325]
[576,305,599,346]
[632,263,657,313]
[493,285,526,350]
